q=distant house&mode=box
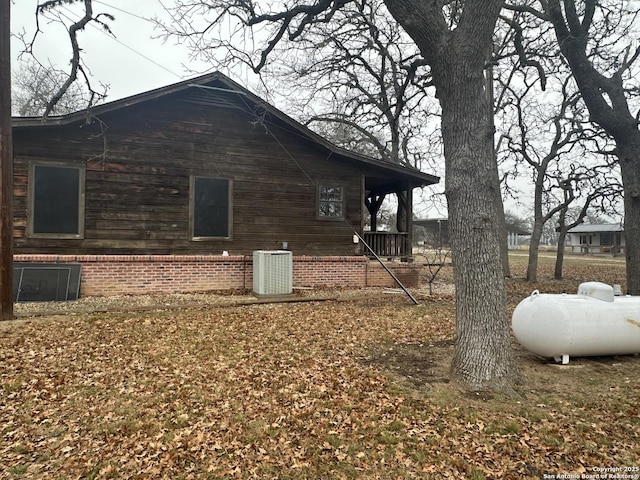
[11,72,439,296]
[566,223,625,255]
[505,225,531,251]
[413,217,529,250]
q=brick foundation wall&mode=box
[14,254,422,297]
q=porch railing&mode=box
[574,244,625,255]
[363,232,410,259]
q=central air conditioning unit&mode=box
[253,250,293,296]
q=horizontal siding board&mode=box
[12,81,426,256]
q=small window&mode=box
[318,185,345,220]
[29,164,84,238]
[579,235,592,245]
[191,176,232,239]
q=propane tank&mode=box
[511,282,640,364]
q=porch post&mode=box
[365,193,386,232]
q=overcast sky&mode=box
[7,0,525,220]
[10,0,228,101]
[13,0,611,222]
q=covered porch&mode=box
[362,170,438,261]
[362,231,410,259]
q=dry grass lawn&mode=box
[1,253,639,479]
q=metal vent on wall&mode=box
[253,251,293,296]
[13,263,81,302]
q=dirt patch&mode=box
[362,340,453,389]
[363,335,640,402]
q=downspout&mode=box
[243,254,248,292]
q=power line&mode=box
[155,0,170,15]
[54,4,181,79]
[91,1,153,24]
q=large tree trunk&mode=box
[526,222,543,282]
[526,162,547,282]
[618,138,640,294]
[441,73,517,391]
[385,0,518,391]
[496,196,511,279]
[554,229,567,280]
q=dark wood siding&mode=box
[13,91,364,256]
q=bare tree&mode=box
[416,243,451,296]
[12,58,96,116]
[262,0,440,234]
[262,0,438,168]
[508,0,640,293]
[504,210,532,234]
[16,0,112,117]
[158,0,518,391]
[553,171,622,278]
[493,10,571,281]
[498,69,611,281]
[257,0,442,235]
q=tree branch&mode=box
[500,13,547,90]
[32,0,111,117]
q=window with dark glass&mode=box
[579,234,592,245]
[318,185,344,219]
[191,176,232,239]
[30,164,84,237]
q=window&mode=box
[190,176,232,239]
[600,232,612,246]
[579,235,592,245]
[29,164,84,238]
[318,185,345,220]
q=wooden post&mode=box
[406,187,413,261]
[0,0,13,320]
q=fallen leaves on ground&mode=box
[1,258,639,479]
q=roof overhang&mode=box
[13,72,440,189]
[566,224,624,233]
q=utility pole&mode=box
[0,0,14,320]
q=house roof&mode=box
[12,72,439,195]
[567,223,624,233]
